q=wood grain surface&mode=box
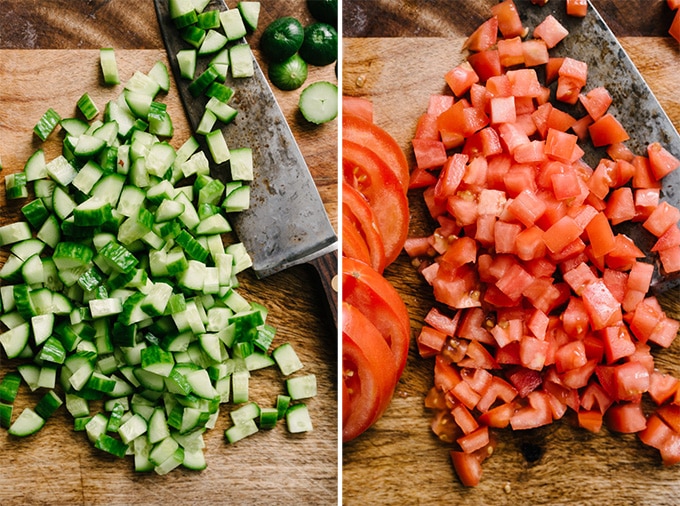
[342,0,680,504]
[0,2,338,505]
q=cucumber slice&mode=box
[286,374,317,400]
[24,149,47,181]
[229,147,253,181]
[225,418,258,443]
[197,9,221,29]
[34,108,61,141]
[0,222,32,246]
[222,185,250,213]
[124,90,153,119]
[272,342,304,376]
[8,408,46,437]
[205,97,238,124]
[198,29,228,56]
[228,43,254,78]
[181,25,206,49]
[219,9,247,41]
[177,49,197,80]
[237,2,260,32]
[285,403,313,433]
[0,322,30,359]
[188,65,220,97]
[268,53,308,91]
[77,92,100,120]
[46,155,78,186]
[100,48,120,85]
[205,82,234,103]
[298,81,338,124]
[205,130,230,164]
[148,60,170,93]
[21,199,49,229]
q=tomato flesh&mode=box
[343,114,410,194]
[343,140,410,266]
[342,257,411,377]
[342,303,397,442]
[342,182,386,274]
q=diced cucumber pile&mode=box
[169,0,261,142]
[0,45,314,475]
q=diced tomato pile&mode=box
[669,0,680,43]
[405,0,680,487]
[341,98,412,442]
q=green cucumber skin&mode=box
[299,22,338,66]
[259,16,304,62]
[268,54,308,91]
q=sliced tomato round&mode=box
[342,217,373,268]
[342,302,397,442]
[342,114,410,194]
[342,96,373,123]
[342,256,411,377]
[343,139,410,267]
[342,181,386,273]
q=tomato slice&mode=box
[342,96,374,123]
[342,216,372,268]
[343,140,410,267]
[342,302,397,442]
[343,114,410,194]
[342,181,386,273]
[342,256,411,377]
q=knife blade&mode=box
[153,0,338,325]
[518,0,680,292]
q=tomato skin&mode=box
[464,16,498,52]
[342,182,387,274]
[342,216,373,268]
[343,114,410,193]
[579,86,612,121]
[605,401,648,433]
[412,138,447,170]
[343,140,410,267]
[566,0,588,17]
[491,0,525,39]
[467,49,502,82]
[497,36,524,68]
[342,302,397,442]
[445,62,479,97]
[342,257,411,377]
[450,450,483,487]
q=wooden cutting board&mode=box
[342,1,680,504]
[0,2,338,505]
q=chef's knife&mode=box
[518,0,680,292]
[154,0,338,325]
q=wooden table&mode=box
[343,1,680,504]
[0,1,338,504]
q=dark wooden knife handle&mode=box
[308,249,338,330]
